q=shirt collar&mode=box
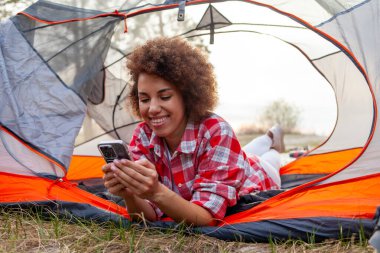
[148,121,199,156]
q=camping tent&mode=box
[1,0,380,243]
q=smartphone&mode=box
[97,140,131,163]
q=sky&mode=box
[208,33,337,136]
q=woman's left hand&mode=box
[111,159,163,201]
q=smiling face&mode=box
[137,73,187,152]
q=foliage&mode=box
[0,0,35,20]
[110,5,210,61]
[236,124,265,136]
[0,0,209,56]
[259,99,300,133]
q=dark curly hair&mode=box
[127,37,218,122]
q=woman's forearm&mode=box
[151,184,214,226]
[124,195,157,221]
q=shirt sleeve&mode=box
[191,119,247,220]
[128,124,166,219]
[128,123,151,161]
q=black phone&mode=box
[97,140,131,163]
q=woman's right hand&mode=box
[111,159,164,202]
[102,163,131,198]
[102,162,158,221]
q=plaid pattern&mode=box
[129,114,279,220]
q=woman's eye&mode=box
[139,98,150,103]
[161,96,171,101]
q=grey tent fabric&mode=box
[0,19,86,173]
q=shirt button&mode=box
[178,183,182,188]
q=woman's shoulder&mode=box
[199,113,235,135]
[201,113,228,124]
[132,121,150,135]
[131,121,153,144]
[134,121,151,131]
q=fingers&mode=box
[112,162,148,188]
[104,177,120,189]
[102,160,153,187]
[107,183,127,197]
[103,168,115,180]
[135,159,155,170]
[114,172,156,198]
[102,163,112,173]
[117,159,156,178]
[110,160,159,198]
[115,170,150,190]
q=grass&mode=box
[0,208,375,253]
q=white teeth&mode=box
[151,117,167,125]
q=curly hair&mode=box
[127,37,218,122]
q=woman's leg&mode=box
[244,137,282,186]
[257,154,282,187]
[260,149,282,171]
[243,125,285,187]
[242,134,272,156]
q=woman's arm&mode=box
[111,159,214,226]
[152,183,214,226]
[123,194,157,221]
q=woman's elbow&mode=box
[185,212,216,227]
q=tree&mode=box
[259,99,300,133]
[0,0,35,20]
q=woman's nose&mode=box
[148,98,161,114]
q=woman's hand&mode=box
[102,160,158,221]
[111,159,164,201]
[102,163,130,198]
[105,159,214,226]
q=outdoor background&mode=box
[1,1,376,253]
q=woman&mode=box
[102,37,283,226]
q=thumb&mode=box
[124,187,134,196]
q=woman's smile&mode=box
[150,116,169,127]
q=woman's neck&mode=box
[164,119,188,154]
[165,134,182,154]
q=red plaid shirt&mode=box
[129,114,279,220]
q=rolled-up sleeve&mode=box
[129,123,151,161]
[190,121,246,220]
